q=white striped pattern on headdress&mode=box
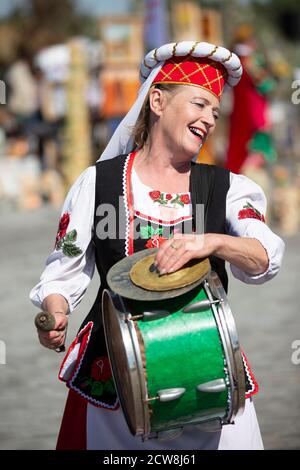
[140,41,243,88]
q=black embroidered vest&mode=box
[68,153,231,407]
[93,154,229,288]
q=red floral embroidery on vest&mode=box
[149,190,161,200]
[149,190,190,207]
[91,356,112,382]
[140,225,168,249]
[79,356,115,397]
[180,194,190,204]
[145,235,168,249]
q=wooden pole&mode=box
[62,39,92,188]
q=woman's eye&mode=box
[195,102,205,108]
[213,114,219,120]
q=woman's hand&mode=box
[154,233,269,277]
[37,311,68,351]
[154,233,218,275]
[37,294,69,351]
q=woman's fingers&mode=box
[165,250,192,273]
[155,234,185,268]
[155,234,206,274]
[155,234,187,272]
[38,329,63,340]
[157,243,187,274]
[154,237,175,266]
[38,330,66,350]
[52,312,68,331]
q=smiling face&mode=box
[148,85,220,161]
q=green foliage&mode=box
[91,381,104,396]
[140,226,163,239]
[62,241,83,258]
[65,229,77,242]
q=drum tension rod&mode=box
[196,379,227,393]
[183,298,223,314]
[129,310,171,322]
[144,388,186,403]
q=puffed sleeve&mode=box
[29,166,96,313]
[226,172,285,284]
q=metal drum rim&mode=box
[126,318,152,438]
[205,271,246,422]
[102,289,148,436]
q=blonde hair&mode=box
[132,83,180,149]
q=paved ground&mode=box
[0,206,299,449]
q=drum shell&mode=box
[134,286,229,433]
[102,272,245,439]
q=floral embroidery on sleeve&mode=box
[238,202,265,223]
[55,212,83,257]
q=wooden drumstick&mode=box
[34,311,66,353]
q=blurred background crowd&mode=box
[0,0,299,235]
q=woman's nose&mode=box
[201,112,215,128]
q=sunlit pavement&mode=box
[0,206,299,449]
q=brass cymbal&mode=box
[130,253,210,291]
[106,248,211,301]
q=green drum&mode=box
[102,271,245,440]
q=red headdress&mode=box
[152,55,228,100]
[141,41,243,101]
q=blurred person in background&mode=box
[30,41,284,450]
[6,46,61,172]
[226,24,278,175]
[6,47,39,129]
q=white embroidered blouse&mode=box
[30,162,285,314]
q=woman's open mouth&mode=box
[189,126,206,143]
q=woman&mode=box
[30,41,285,450]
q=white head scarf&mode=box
[97,41,242,162]
[98,64,163,161]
